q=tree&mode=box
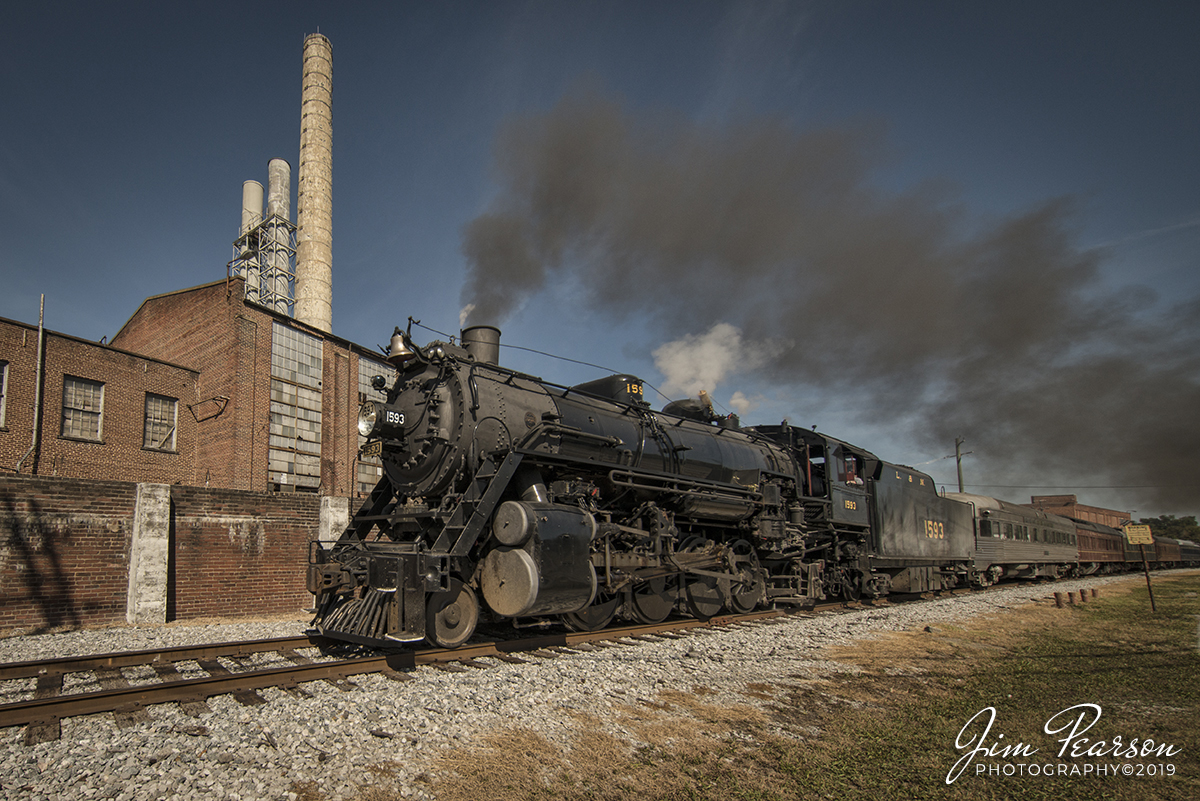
[1137,514,1200,544]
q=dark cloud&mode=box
[461,86,1200,514]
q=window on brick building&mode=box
[0,361,8,428]
[270,322,323,491]
[62,376,104,441]
[144,394,178,451]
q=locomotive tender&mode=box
[306,325,1181,649]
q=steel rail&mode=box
[0,610,793,729]
[0,636,326,681]
[0,581,1050,732]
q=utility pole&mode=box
[955,437,966,493]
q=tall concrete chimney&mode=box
[296,33,333,332]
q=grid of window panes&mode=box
[356,356,396,495]
[62,376,104,441]
[0,361,7,428]
[270,322,323,489]
[143,394,178,451]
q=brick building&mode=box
[0,315,200,485]
[0,276,395,632]
[3,275,391,498]
[1028,495,1131,529]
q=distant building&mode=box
[2,276,390,498]
[1028,495,1131,529]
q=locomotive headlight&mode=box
[359,401,406,438]
[358,402,380,437]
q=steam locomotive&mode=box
[307,325,1192,649]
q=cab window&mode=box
[833,446,863,486]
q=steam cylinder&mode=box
[479,503,597,617]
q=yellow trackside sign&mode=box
[1124,524,1153,545]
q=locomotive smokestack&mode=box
[462,325,501,365]
[295,32,333,332]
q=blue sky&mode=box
[2,2,1197,515]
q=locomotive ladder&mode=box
[433,451,524,556]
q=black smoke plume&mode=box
[461,87,1200,515]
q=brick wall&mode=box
[321,340,359,497]
[8,278,388,500]
[0,475,321,634]
[170,485,319,620]
[0,475,136,632]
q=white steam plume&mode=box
[653,322,778,401]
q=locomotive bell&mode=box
[387,327,418,367]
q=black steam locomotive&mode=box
[308,324,978,648]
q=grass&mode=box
[322,572,1200,801]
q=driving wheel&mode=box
[426,578,479,648]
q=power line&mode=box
[949,484,1184,490]
[411,320,674,403]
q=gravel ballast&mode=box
[0,574,1141,800]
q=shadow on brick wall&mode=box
[1,495,83,633]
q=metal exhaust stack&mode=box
[462,325,501,365]
[238,181,264,302]
[295,33,333,332]
[240,180,264,235]
[265,158,292,314]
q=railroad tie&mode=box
[23,672,63,746]
[95,668,152,727]
[195,659,267,706]
[279,648,348,691]
[152,663,212,716]
[457,658,492,669]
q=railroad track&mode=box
[0,608,800,743]
[0,580,1080,745]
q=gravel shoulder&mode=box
[0,574,1146,801]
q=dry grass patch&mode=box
[329,574,1198,801]
[428,687,788,801]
